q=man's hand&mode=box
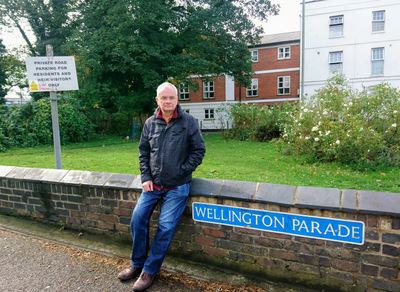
[142,180,153,192]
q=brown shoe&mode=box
[133,271,156,291]
[117,266,142,281]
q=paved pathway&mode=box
[0,229,199,292]
[0,215,312,292]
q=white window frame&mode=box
[329,51,343,76]
[250,50,258,62]
[203,81,214,99]
[329,15,344,38]
[371,48,384,75]
[372,11,385,32]
[204,108,214,119]
[278,47,290,59]
[179,83,190,100]
[277,76,290,95]
[246,78,258,97]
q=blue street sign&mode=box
[193,203,364,245]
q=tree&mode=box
[0,39,8,104]
[69,0,279,131]
[0,0,77,56]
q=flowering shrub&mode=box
[216,102,294,142]
[281,75,400,167]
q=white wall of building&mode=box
[303,0,400,97]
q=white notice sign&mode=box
[26,56,79,92]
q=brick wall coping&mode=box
[1,165,399,216]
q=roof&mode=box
[259,31,301,45]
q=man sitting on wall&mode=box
[117,82,206,291]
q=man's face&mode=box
[156,86,178,113]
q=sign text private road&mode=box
[26,56,79,92]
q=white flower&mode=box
[336,140,340,145]
[318,121,322,126]
[298,123,302,126]
[305,137,310,140]
[349,102,353,106]
[283,133,288,138]
[323,110,328,115]
[392,123,397,128]
[312,126,319,132]
[314,137,319,141]
[394,110,398,114]
[304,108,309,113]
[326,130,331,136]
[343,104,347,107]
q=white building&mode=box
[302,0,400,97]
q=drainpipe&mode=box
[300,0,306,100]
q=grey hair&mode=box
[156,82,178,97]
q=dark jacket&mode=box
[139,104,206,188]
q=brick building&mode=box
[178,31,301,131]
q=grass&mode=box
[1,135,399,193]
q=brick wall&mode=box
[176,76,227,104]
[0,166,399,292]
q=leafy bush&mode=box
[1,95,94,150]
[0,105,9,152]
[216,102,294,142]
[281,75,400,167]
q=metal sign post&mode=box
[25,46,79,170]
[46,45,62,169]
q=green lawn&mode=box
[1,135,399,193]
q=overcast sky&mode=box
[260,0,302,35]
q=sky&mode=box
[259,0,302,35]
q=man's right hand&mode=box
[142,180,153,192]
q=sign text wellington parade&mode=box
[193,203,364,245]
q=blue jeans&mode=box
[130,183,190,275]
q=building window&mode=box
[372,11,385,32]
[179,84,189,100]
[278,76,290,95]
[205,109,214,119]
[329,15,343,37]
[250,50,258,62]
[329,51,343,75]
[278,47,290,59]
[371,48,384,75]
[203,81,214,99]
[246,78,258,97]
